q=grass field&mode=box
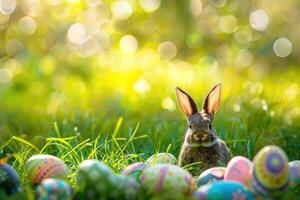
[1,0,300,199]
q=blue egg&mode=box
[0,163,20,195]
[193,181,255,200]
[36,178,72,200]
[197,167,226,187]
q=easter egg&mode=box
[251,145,289,199]
[76,160,118,199]
[0,163,20,195]
[224,156,253,187]
[117,175,141,200]
[146,153,177,165]
[140,164,193,199]
[36,178,72,200]
[25,155,69,184]
[122,162,147,182]
[197,167,226,187]
[288,160,300,190]
[193,181,255,200]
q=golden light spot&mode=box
[119,35,138,55]
[249,9,269,31]
[219,15,237,33]
[189,0,202,17]
[157,41,177,60]
[112,0,133,20]
[273,38,292,58]
[0,0,16,15]
[67,23,89,45]
[140,0,161,13]
[134,79,150,94]
[161,97,176,111]
[18,16,37,36]
[22,0,42,17]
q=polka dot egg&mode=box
[146,153,177,165]
[224,156,253,187]
[122,162,147,182]
[197,167,226,187]
[251,145,289,199]
[0,162,20,195]
[36,178,72,200]
[25,155,69,184]
[140,164,193,199]
[288,160,300,190]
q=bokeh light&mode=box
[249,9,269,31]
[134,79,150,94]
[161,97,176,111]
[119,35,138,54]
[18,16,37,36]
[273,37,293,57]
[157,41,177,60]
[22,0,42,17]
[189,0,202,17]
[112,0,133,20]
[209,0,227,8]
[67,23,88,45]
[219,15,237,33]
[0,0,16,15]
[140,0,161,13]
[0,68,13,84]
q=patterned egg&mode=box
[146,153,177,165]
[197,167,226,187]
[122,162,147,182]
[0,163,20,195]
[288,160,300,190]
[140,164,193,199]
[25,155,69,184]
[224,156,253,187]
[117,175,141,200]
[76,160,118,199]
[193,181,255,200]
[36,178,72,200]
[251,145,289,199]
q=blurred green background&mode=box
[0,0,300,160]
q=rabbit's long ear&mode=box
[203,82,221,117]
[175,87,198,117]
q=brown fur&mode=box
[175,83,231,176]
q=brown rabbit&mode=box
[175,83,230,176]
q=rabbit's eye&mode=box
[189,124,192,129]
[209,124,212,129]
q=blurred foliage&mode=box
[0,0,300,161]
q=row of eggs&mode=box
[0,145,299,199]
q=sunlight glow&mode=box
[250,9,269,31]
[119,35,138,54]
[219,15,237,33]
[140,0,161,13]
[22,0,42,17]
[189,0,202,17]
[157,41,177,60]
[161,97,176,111]
[273,38,292,58]
[134,79,150,94]
[18,16,37,36]
[67,23,89,45]
[0,0,16,15]
[112,0,133,20]
[0,68,13,84]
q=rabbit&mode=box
[175,82,230,176]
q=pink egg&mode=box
[224,156,253,187]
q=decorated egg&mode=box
[197,167,226,187]
[193,181,255,200]
[146,153,177,165]
[224,156,253,187]
[140,164,193,199]
[0,159,20,195]
[122,162,147,182]
[25,155,69,184]
[251,145,289,199]
[76,160,118,199]
[117,175,141,200]
[36,178,72,200]
[288,160,300,190]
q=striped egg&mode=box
[251,145,289,199]
[122,162,147,182]
[140,164,193,199]
[197,167,226,187]
[193,181,255,200]
[117,175,141,200]
[25,155,68,184]
[224,156,253,187]
[288,160,300,190]
[146,153,177,165]
[0,163,20,195]
[36,178,72,200]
